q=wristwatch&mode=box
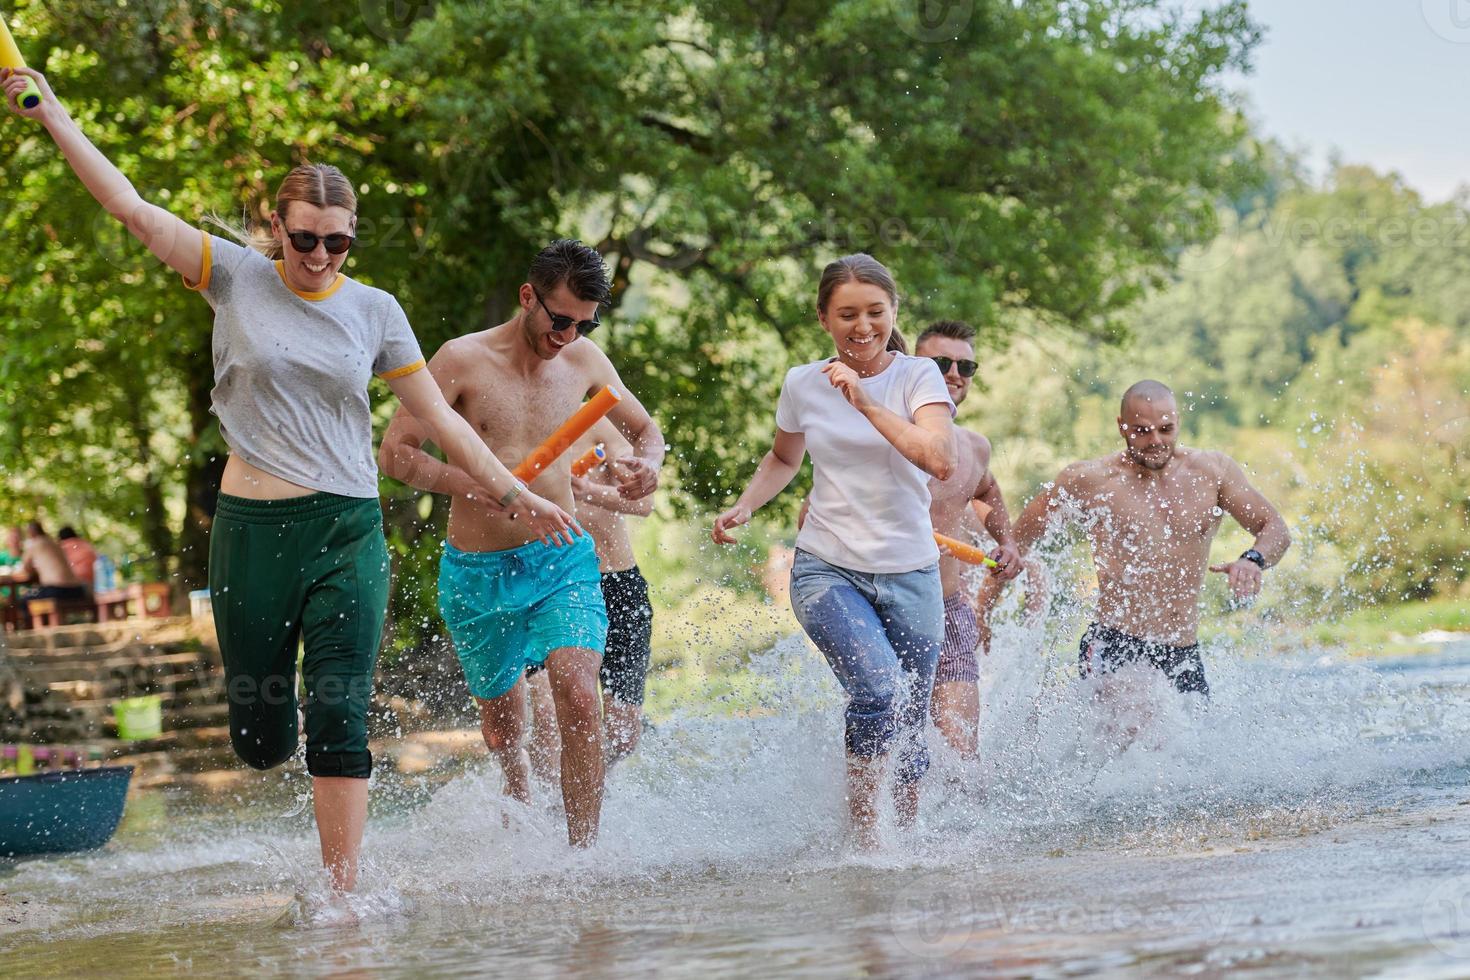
[1241,549,1266,570]
[498,480,526,508]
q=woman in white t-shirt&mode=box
[712,254,956,849]
[4,67,580,892]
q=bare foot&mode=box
[852,823,881,853]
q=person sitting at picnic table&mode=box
[19,521,88,600]
[57,526,98,591]
[0,526,22,568]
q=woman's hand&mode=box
[505,490,582,547]
[820,361,873,412]
[711,504,752,545]
[0,66,57,122]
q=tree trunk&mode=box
[122,390,177,587]
[176,342,222,591]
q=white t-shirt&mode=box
[775,354,955,573]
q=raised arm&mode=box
[3,68,203,284]
[711,428,806,544]
[1216,454,1291,564]
[1210,453,1291,600]
[974,463,1084,640]
[1008,465,1085,556]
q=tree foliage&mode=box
[0,1,1259,642]
[967,158,1470,607]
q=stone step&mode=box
[5,617,197,651]
[38,672,217,703]
[24,698,231,729]
[7,641,214,668]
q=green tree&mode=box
[0,0,1262,644]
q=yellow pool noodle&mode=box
[0,16,41,110]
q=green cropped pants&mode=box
[209,492,390,778]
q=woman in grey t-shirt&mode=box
[4,66,582,893]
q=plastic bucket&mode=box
[114,695,162,741]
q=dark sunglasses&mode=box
[931,355,978,378]
[286,230,355,255]
[533,287,601,336]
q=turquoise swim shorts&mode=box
[438,534,607,701]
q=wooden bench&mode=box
[94,583,174,623]
[26,596,100,628]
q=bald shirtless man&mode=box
[915,322,1021,757]
[379,240,664,847]
[978,380,1291,697]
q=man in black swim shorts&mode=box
[979,381,1292,697]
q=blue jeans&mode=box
[789,549,943,784]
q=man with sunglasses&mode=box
[379,239,664,848]
[915,321,1022,759]
[976,380,1291,707]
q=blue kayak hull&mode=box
[0,766,133,857]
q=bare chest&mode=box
[1084,475,1223,554]
[455,369,591,465]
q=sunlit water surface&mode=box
[7,620,1470,979]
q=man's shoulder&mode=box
[563,338,633,399]
[1060,454,1117,486]
[948,428,992,481]
[564,335,616,372]
[957,427,992,455]
[434,330,496,365]
[1177,447,1234,479]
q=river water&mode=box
[6,625,1470,978]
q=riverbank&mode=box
[1306,596,1470,653]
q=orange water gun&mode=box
[570,444,607,477]
[512,386,622,482]
[934,532,999,568]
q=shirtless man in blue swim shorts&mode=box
[380,241,664,846]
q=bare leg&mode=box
[313,776,368,893]
[1093,673,1152,752]
[893,778,920,829]
[603,696,642,764]
[477,679,531,805]
[545,647,605,847]
[932,680,980,758]
[846,753,883,852]
[526,670,562,784]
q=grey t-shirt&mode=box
[186,231,425,498]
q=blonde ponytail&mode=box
[206,209,281,258]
